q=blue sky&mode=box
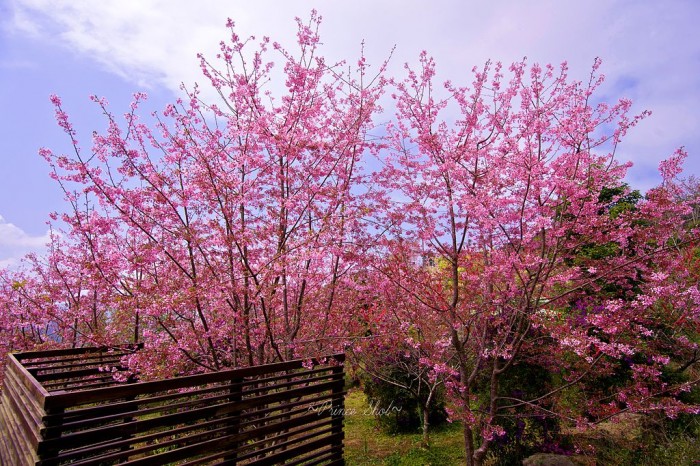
[1,0,699,267]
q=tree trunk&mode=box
[464,422,476,466]
[421,405,430,448]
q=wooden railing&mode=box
[0,346,346,465]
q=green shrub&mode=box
[359,349,447,434]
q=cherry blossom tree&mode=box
[7,11,387,378]
[375,54,699,465]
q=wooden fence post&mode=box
[330,363,345,465]
[224,377,243,465]
[38,405,64,466]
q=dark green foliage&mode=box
[362,370,423,433]
[360,350,447,434]
[487,361,571,465]
[598,184,642,219]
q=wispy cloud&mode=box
[5,0,699,189]
[0,215,50,269]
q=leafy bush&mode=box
[359,350,448,434]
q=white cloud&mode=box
[6,0,700,187]
[0,215,50,269]
[0,1,636,90]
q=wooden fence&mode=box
[0,346,346,465]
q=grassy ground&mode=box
[343,388,700,465]
[343,388,466,465]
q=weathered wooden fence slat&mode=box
[0,346,346,465]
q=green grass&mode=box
[343,388,466,465]
[344,388,700,465]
